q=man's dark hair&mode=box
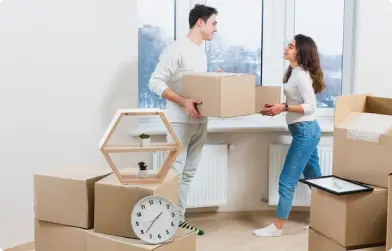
[189,4,218,29]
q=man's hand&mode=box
[161,88,203,119]
[181,99,202,119]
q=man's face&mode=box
[199,14,217,41]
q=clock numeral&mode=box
[166,229,169,235]
[141,204,146,210]
[141,229,144,235]
[149,200,154,205]
[150,233,152,239]
[171,212,175,217]
[166,204,170,209]
[158,234,161,239]
[159,200,162,205]
[171,222,174,227]
[137,212,142,217]
[136,221,139,226]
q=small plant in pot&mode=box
[138,161,148,178]
[139,133,151,147]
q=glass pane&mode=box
[138,0,175,108]
[205,0,263,85]
[295,0,344,108]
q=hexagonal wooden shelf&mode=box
[99,108,182,184]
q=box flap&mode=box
[3,242,34,251]
[337,112,392,143]
[34,165,112,181]
[335,95,392,126]
[334,94,368,126]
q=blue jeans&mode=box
[276,120,322,219]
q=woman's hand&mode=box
[262,103,285,116]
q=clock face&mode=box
[131,195,179,244]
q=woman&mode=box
[254,34,325,237]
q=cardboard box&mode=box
[34,220,87,251]
[333,94,392,188]
[387,174,392,251]
[182,72,256,117]
[86,228,196,251]
[255,86,281,113]
[34,166,112,229]
[94,169,179,238]
[309,228,386,251]
[310,186,388,247]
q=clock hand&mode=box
[146,212,163,233]
[143,214,163,225]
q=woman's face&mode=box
[284,39,297,62]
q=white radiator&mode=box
[268,144,333,207]
[152,144,228,208]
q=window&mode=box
[137,0,356,119]
[293,0,345,109]
[205,0,263,85]
[137,0,175,109]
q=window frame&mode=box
[137,0,358,128]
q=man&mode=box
[148,4,218,236]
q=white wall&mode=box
[0,0,391,249]
[354,0,392,97]
[0,0,138,248]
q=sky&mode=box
[138,0,345,55]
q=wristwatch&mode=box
[282,103,288,112]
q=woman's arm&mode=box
[295,70,316,115]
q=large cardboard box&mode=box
[86,228,196,251]
[94,170,179,238]
[333,94,392,188]
[254,86,281,113]
[387,174,392,251]
[182,72,256,117]
[34,165,112,229]
[309,228,386,251]
[310,186,388,247]
[34,220,87,251]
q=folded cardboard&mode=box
[34,165,112,229]
[387,174,392,251]
[181,72,256,117]
[255,86,281,113]
[309,228,386,251]
[34,220,87,251]
[86,228,196,251]
[333,94,392,188]
[310,186,388,247]
[94,169,179,238]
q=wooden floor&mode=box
[187,211,310,251]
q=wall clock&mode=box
[131,195,179,244]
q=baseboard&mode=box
[4,242,34,251]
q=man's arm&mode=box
[148,44,202,118]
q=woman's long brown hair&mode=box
[283,34,325,94]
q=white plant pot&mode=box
[139,169,148,178]
[140,138,151,147]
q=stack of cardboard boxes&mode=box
[33,165,196,251]
[307,94,392,251]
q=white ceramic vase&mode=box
[140,138,151,147]
[139,169,148,178]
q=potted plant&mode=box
[139,133,151,147]
[138,161,148,178]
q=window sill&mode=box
[130,114,334,136]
